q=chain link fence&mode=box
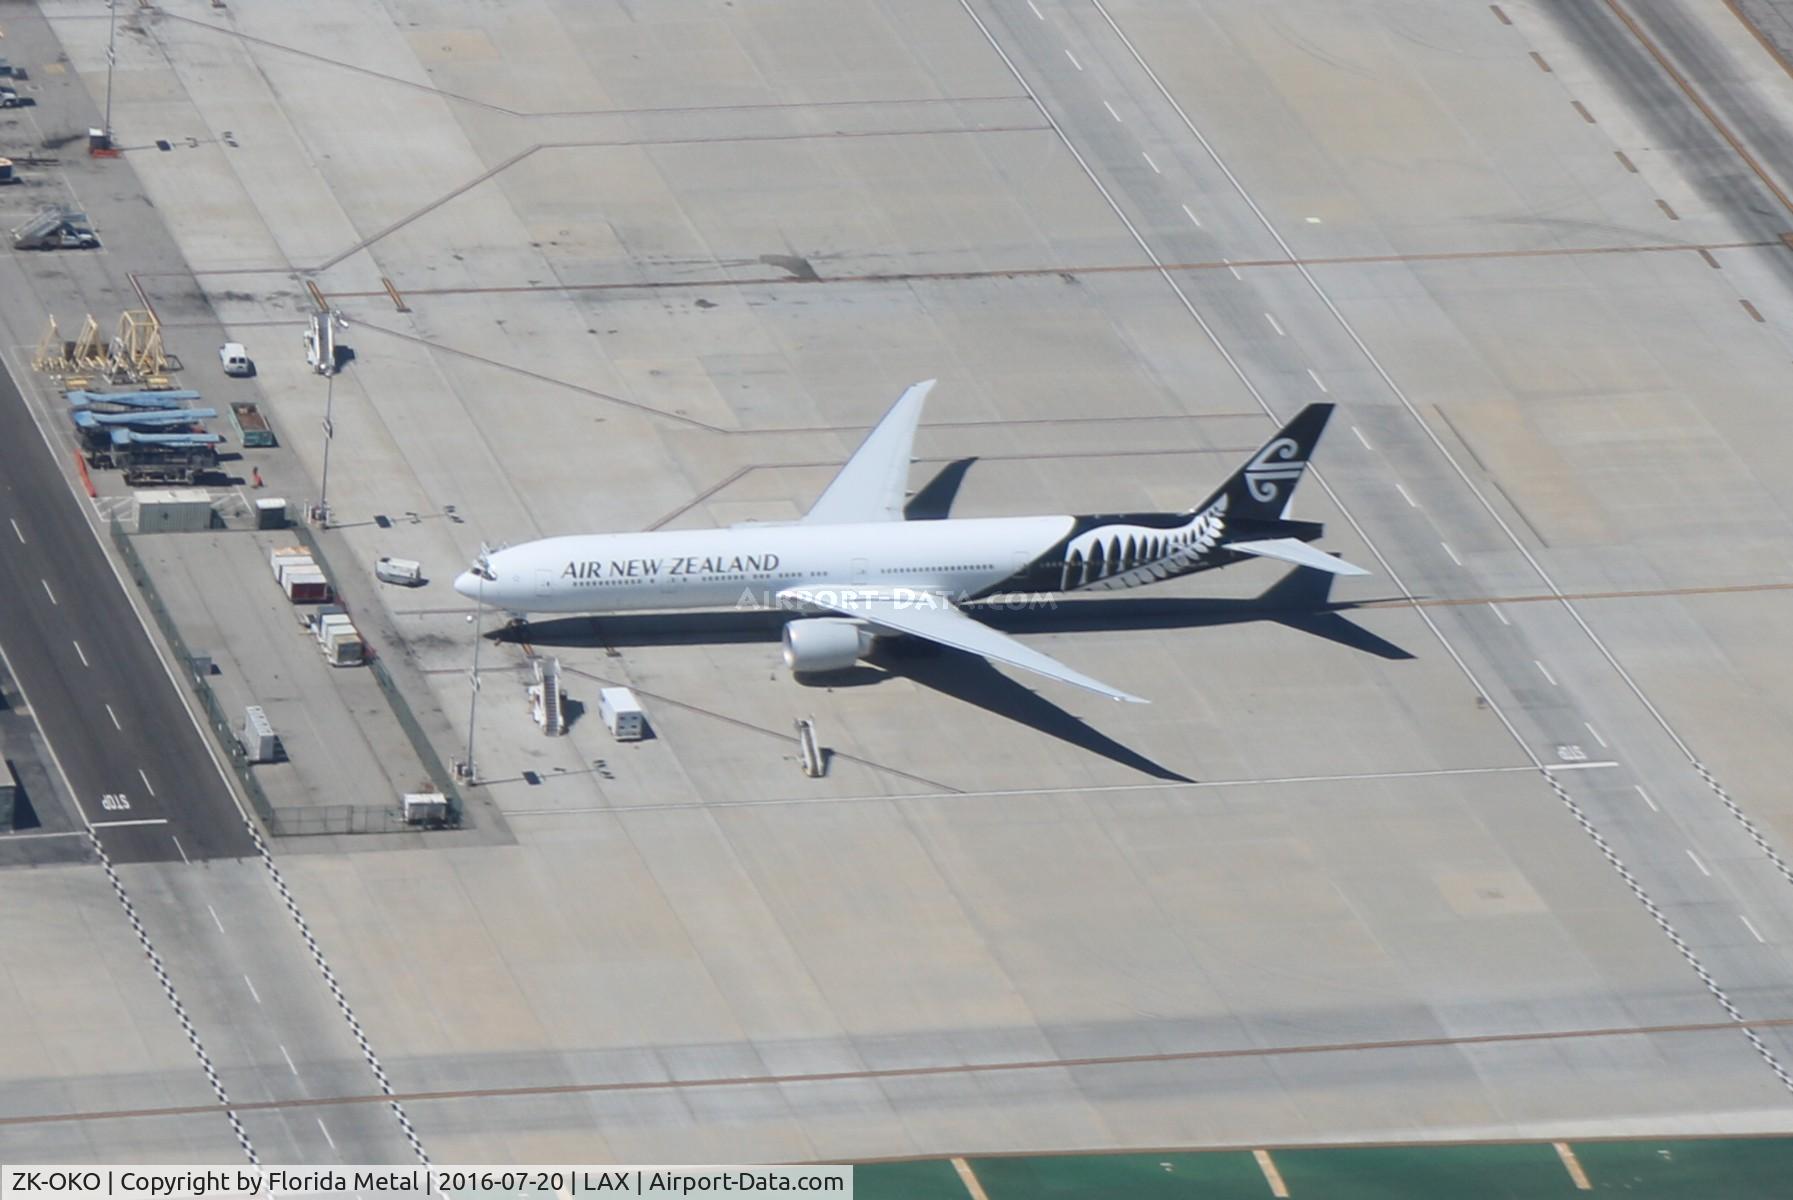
[110,518,463,837]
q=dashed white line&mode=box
[316,1117,336,1150]
[1026,0,1043,17]
[1490,602,1511,626]
[41,579,56,605]
[1103,100,1122,122]
[1637,785,1659,812]
[1742,914,1766,943]
[281,1043,299,1076]
[1306,367,1329,393]
[1352,425,1371,449]
[1142,151,1160,174]
[88,817,168,828]
[1541,761,1619,772]
[1395,483,1418,508]
[9,518,23,543]
[105,703,121,730]
[1534,660,1558,687]
[171,836,189,866]
[244,974,261,1004]
[1181,202,1202,227]
[72,641,88,667]
[208,904,225,934]
[1223,258,1241,280]
[1264,312,1285,336]
[1687,849,1712,877]
[1441,541,1463,566]
[138,768,156,796]
[1065,49,1083,70]
[1584,722,1608,748]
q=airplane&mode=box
[454,382,1366,704]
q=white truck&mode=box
[599,688,646,741]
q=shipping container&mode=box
[599,688,646,741]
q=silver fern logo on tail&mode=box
[1244,436,1306,504]
[1061,501,1227,592]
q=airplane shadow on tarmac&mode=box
[503,566,1414,784]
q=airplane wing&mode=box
[781,587,1148,704]
[1227,537,1368,576]
[802,380,935,525]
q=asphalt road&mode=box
[0,363,253,865]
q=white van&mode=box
[219,342,253,376]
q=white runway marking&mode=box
[1352,425,1371,449]
[281,1044,299,1076]
[1742,914,1766,943]
[1306,367,1329,393]
[105,703,121,730]
[1182,203,1202,227]
[1535,660,1558,686]
[139,768,156,796]
[1223,258,1241,280]
[1637,785,1659,812]
[1490,602,1510,625]
[1264,312,1285,336]
[317,1117,336,1150]
[1254,1150,1291,1198]
[1541,761,1619,772]
[1441,541,1462,566]
[9,518,22,543]
[1395,483,1418,507]
[1687,849,1711,876]
[244,975,261,1004]
[208,904,225,934]
[41,579,56,605]
[89,817,168,828]
[1584,722,1608,748]
[72,641,88,667]
[171,836,189,866]
[1065,49,1082,70]
[1027,0,1042,17]
[1103,100,1122,122]
[1142,151,1160,174]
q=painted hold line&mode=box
[89,818,168,828]
[1541,761,1620,772]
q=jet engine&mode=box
[782,618,876,674]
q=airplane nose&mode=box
[453,570,480,600]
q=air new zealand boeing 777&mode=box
[455,382,1365,703]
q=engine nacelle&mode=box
[782,617,876,674]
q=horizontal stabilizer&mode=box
[1228,538,1368,576]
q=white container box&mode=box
[599,687,646,741]
[241,705,281,763]
[375,556,423,586]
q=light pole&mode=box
[316,369,335,526]
[103,0,117,141]
[464,546,490,784]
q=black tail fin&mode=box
[1194,403,1334,520]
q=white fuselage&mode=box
[455,515,1078,615]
